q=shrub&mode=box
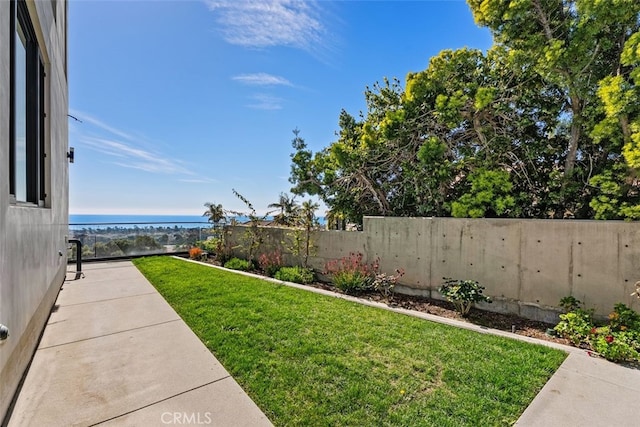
[553,299,640,362]
[559,296,583,312]
[371,269,405,297]
[439,278,491,317]
[590,327,640,362]
[609,303,640,332]
[554,308,594,345]
[258,251,283,277]
[274,266,314,284]
[332,270,370,294]
[189,247,204,260]
[224,257,252,271]
[324,252,379,294]
[198,238,219,254]
[196,236,232,264]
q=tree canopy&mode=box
[289,0,640,223]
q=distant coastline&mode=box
[69,214,325,229]
[70,214,210,225]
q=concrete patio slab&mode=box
[6,261,272,427]
[99,378,271,427]
[9,320,230,426]
[56,263,156,306]
[516,352,640,427]
[39,292,180,348]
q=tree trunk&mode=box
[564,94,582,175]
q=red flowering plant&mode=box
[324,252,404,296]
[555,298,640,362]
[258,250,283,277]
[588,304,640,362]
[324,252,378,294]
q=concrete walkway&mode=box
[515,351,640,426]
[6,261,272,427]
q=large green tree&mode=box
[467,0,640,218]
[289,0,640,222]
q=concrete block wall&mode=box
[225,217,640,322]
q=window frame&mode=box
[9,0,48,207]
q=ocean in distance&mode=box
[69,214,326,229]
[71,214,235,230]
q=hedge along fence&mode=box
[224,217,640,323]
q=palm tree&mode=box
[203,202,226,225]
[268,193,300,226]
[301,200,319,228]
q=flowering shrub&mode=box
[324,253,404,296]
[258,251,283,277]
[609,303,640,331]
[554,299,640,362]
[274,266,314,284]
[589,327,640,362]
[371,270,405,297]
[189,247,204,260]
[332,271,370,294]
[438,278,491,317]
[324,253,379,294]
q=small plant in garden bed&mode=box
[224,257,252,271]
[258,251,283,277]
[439,278,491,317]
[196,235,233,264]
[554,298,640,362]
[371,270,405,297]
[189,247,204,260]
[324,252,379,294]
[324,253,404,296]
[553,297,594,346]
[274,266,314,284]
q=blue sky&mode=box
[68,0,492,215]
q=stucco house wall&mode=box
[0,0,69,418]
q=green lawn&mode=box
[134,257,566,426]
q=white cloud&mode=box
[247,94,284,110]
[179,178,219,184]
[69,109,136,142]
[204,0,326,53]
[232,72,293,86]
[69,110,216,179]
[80,136,193,175]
